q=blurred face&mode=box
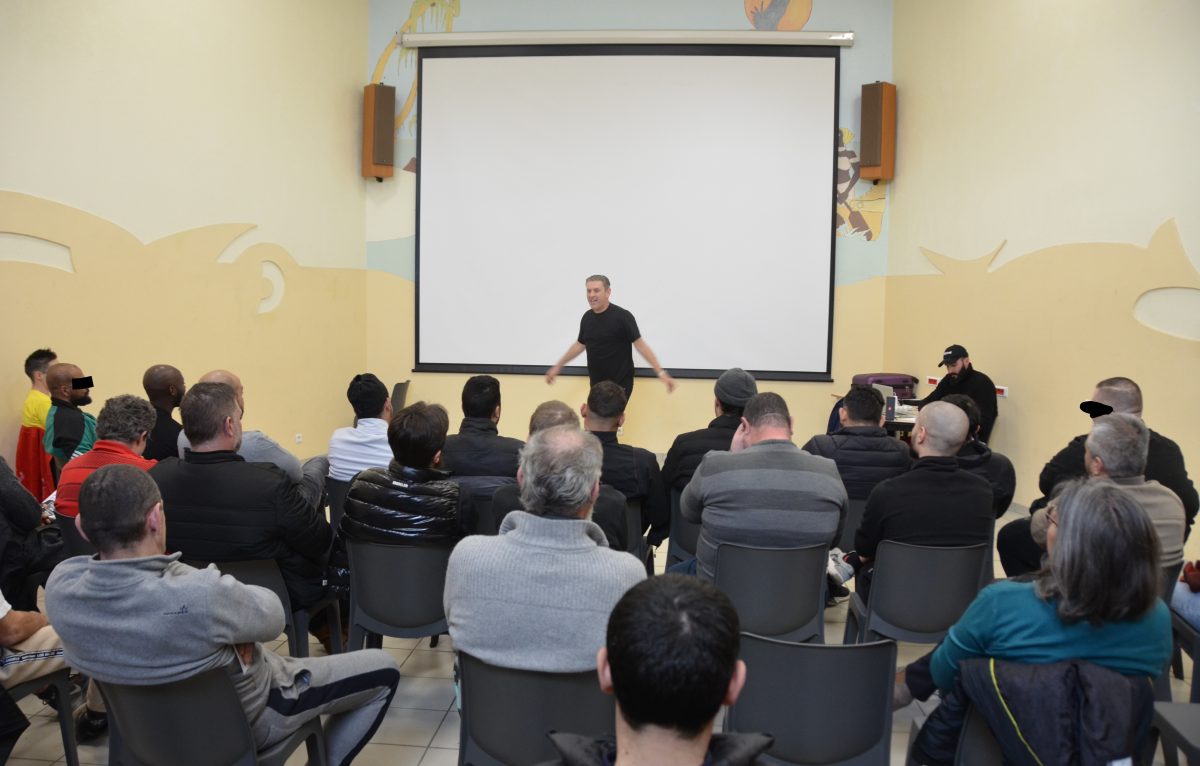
[172,377,187,408]
[67,366,92,406]
[586,280,611,313]
[943,357,968,378]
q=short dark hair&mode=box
[942,393,981,437]
[1035,478,1160,625]
[388,401,449,468]
[180,383,239,444]
[586,274,610,288]
[461,375,501,419]
[24,348,56,380]
[78,464,161,554]
[743,392,790,429]
[586,381,627,420]
[529,400,579,434]
[346,373,389,420]
[606,575,740,737]
[1094,377,1143,416]
[842,385,884,424]
[96,395,157,444]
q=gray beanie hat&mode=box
[714,368,758,408]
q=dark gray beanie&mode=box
[714,368,757,408]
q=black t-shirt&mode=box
[578,304,640,394]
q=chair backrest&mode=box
[838,497,868,553]
[59,516,97,557]
[864,541,990,642]
[452,475,517,535]
[458,651,615,766]
[346,540,450,634]
[1161,563,1182,601]
[714,543,828,643]
[667,487,700,563]
[954,705,1005,766]
[391,380,411,411]
[624,498,645,556]
[182,558,294,614]
[98,667,257,766]
[727,634,896,765]
[326,477,351,534]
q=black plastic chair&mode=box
[326,477,351,536]
[952,705,1005,766]
[1171,607,1200,704]
[714,543,828,643]
[624,498,653,574]
[666,487,700,567]
[457,651,615,766]
[726,634,896,765]
[98,667,326,766]
[58,517,96,558]
[183,558,341,658]
[345,540,451,650]
[843,541,989,645]
[452,475,517,535]
[837,497,867,553]
[1151,702,1200,765]
[6,668,79,766]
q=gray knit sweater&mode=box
[681,439,848,580]
[443,511,646,672]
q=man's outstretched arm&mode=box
[633,338,676,393]
[545,341,586,385]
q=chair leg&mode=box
[348,623,367,652]
[291,611,310,658]
[304,726,328,766]
[326,603,343,655]
[49,677,80,766]
[429,634,440,649]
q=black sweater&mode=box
[662,413,741,490]
[918,366,999,442]
[441,417,524,478]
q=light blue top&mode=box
[930,579,1172,691]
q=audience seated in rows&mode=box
[43,362,96,471]
[444,424,645,672]
[491,400,627,550]
[583,382,670,546]
[151,383,333,619]
[441,375,524,478]
[327,373,393,482]
[177,369,326,509]
[852,401,993,602]
[140,364,185,461]
[943,393,1016,516]
[544,574,772,766]
[55,394,157,519]
[47,465,400,765]
[998,376,1197,576]
[14,348,56,500]
[0,458,61,611]
[341,401,467,545]
[900,480,1172,765]
[661,368,758,491]
[681,392,847,581]
[801,384,911,500]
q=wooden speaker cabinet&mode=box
[859,81,896,181]
[362,84,396,181]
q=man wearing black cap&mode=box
[662,368,758,490]
[916,344,998,442]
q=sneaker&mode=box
[74,708,108,743]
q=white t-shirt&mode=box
[327,419,392,482]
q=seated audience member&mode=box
[55,394,157,518]
[853,401,993,602]
[490,401,627,550]
[0,587,107,749]
[662,368,758,491]
[141,364,186,461]
[46,465,399,765]
[899,480,1171,765]
[681,392,848,581]
[14,348,56,500]
[544,574,772,766]
[327,373,393,482]
[441,375,524,478]
[0,458,61,611]
[341,401,466,544]
[151,383,332,619]
[444,425,645,672]
[177,369,326,509]
[43,362,96,469]
[1171,561,1200,631]
[583,382,670,546]
[801,384,911,500]
[942,393,1016,517]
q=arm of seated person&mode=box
[0,609,50,647]
[208,571,288,647]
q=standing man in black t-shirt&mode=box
[545,274,676,400]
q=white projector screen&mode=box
[416,44,839,381]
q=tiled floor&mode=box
[11,504,1199,764]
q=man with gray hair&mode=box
[852,401,994,602]
[55,394,158,519]
[679,392,849,581]
[443,425,646,672]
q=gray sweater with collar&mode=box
[444,510,645,672]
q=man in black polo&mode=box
[545,274,676,399]
[916,344,998,442]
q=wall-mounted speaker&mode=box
[362,84,396,181]
[859,81,896,181]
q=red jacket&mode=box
[55,440,156,518]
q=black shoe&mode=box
[74,709,108,744]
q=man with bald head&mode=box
[142,364,186,461]
[177,369,326,510]
[851,401,994,602]
[43,362,96,470]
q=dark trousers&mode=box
[996,517,1043,577]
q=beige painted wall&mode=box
[0,1,370,464]
[887,0,1200,504]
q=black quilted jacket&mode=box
[340,461,467,546]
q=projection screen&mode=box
[416,44,839,380]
